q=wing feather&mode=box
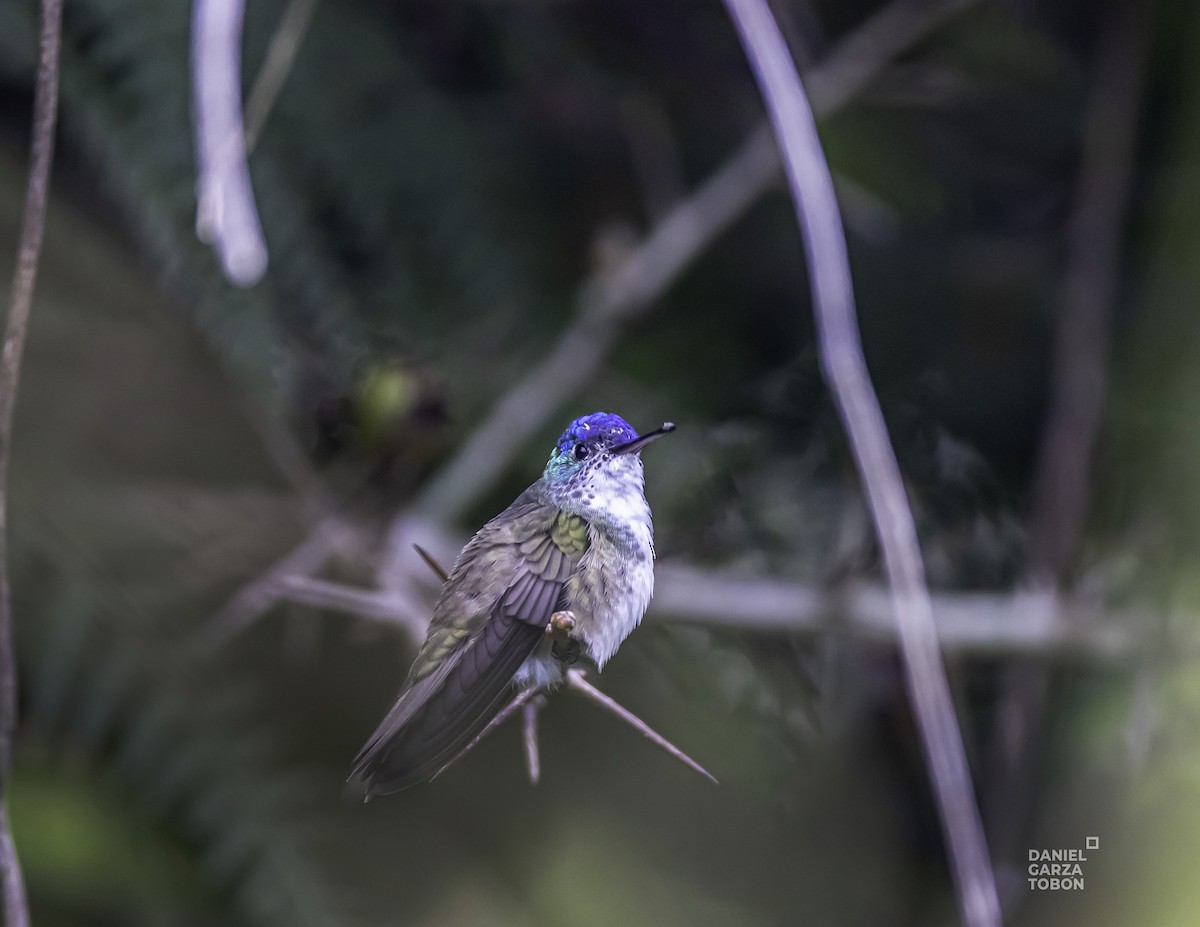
[349,500,587,796]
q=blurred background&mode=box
[0,0,1197,924]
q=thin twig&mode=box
[205,516,349,645]
[398,0,980,533]
[244,0,320,152]
[566,670,717,784]
[522,697,542,784]
[273,574,427,639]
[413,544,450,583]
[430,687,540,782]
[272,568,1144,658]
[653,566,1139,658]
[0,2,63,924]
[721,1,1000,925]
[192,0,269,285]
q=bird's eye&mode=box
[573,443,589,461]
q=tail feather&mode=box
[349,613,543,795]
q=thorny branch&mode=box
[428,668,717,788]
[721,1,1000,926]
[407,547,715,786]
[566,671,717,783]
[0,1,64,924]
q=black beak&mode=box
[612,421,676,456]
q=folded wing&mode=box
[350,504,585,796]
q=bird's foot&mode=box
[547,610,581,664]
[548,610,576,634]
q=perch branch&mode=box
[274,567,1144,658]
[721,1,1000,925]
[0,1,63,924]
[430,686,540,782]
[427,670,716,787]
[522,697,543,785]
[566,669,717,784]
[406,549,713,785]
[192,0,269,285]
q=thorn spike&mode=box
[566,670,718,784]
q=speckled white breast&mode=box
[512,456,655,689]
[568,455,655,667]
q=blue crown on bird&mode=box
[555,412,638,455]
[549,413,675,472]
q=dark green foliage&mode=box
[0,0,1191,924]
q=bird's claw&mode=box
[547,610,581,664]
[548,610,576,634]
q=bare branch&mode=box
[522,697,543,785]
[0,2,63,923]
[399,0,980,532]
[191,0,269,285]
[278,566,1144,658]
[567,670,717,784]
[430,687,540,782]
[653,566,1140,658]
[1029,0,1152,580]
[205,516,350,645]
[273,574,427,639]
[721,1,999,925]
[244,0,320,152]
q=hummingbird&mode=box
[350,412,675,797]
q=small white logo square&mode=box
[1085,836,1099,850]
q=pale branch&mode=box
[0,1,63,924]
[273,574,427,639]
[191,0,269,285]
[271,566,1145,659]
[244,0,320,152]
[204,516,352,645]
[721,1,1000,925]
[653,567,1140,658]
[522,697,543,785]
[393,0,981,539]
